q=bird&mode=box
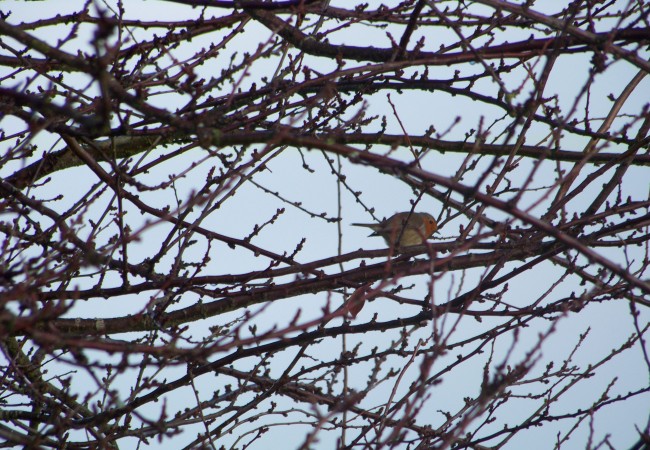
[352,212,438,248]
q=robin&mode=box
[352,212,438,247]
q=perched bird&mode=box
[352,212,438,247]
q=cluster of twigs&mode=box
[0,1,649,449]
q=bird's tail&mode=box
[351,223,375,228]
